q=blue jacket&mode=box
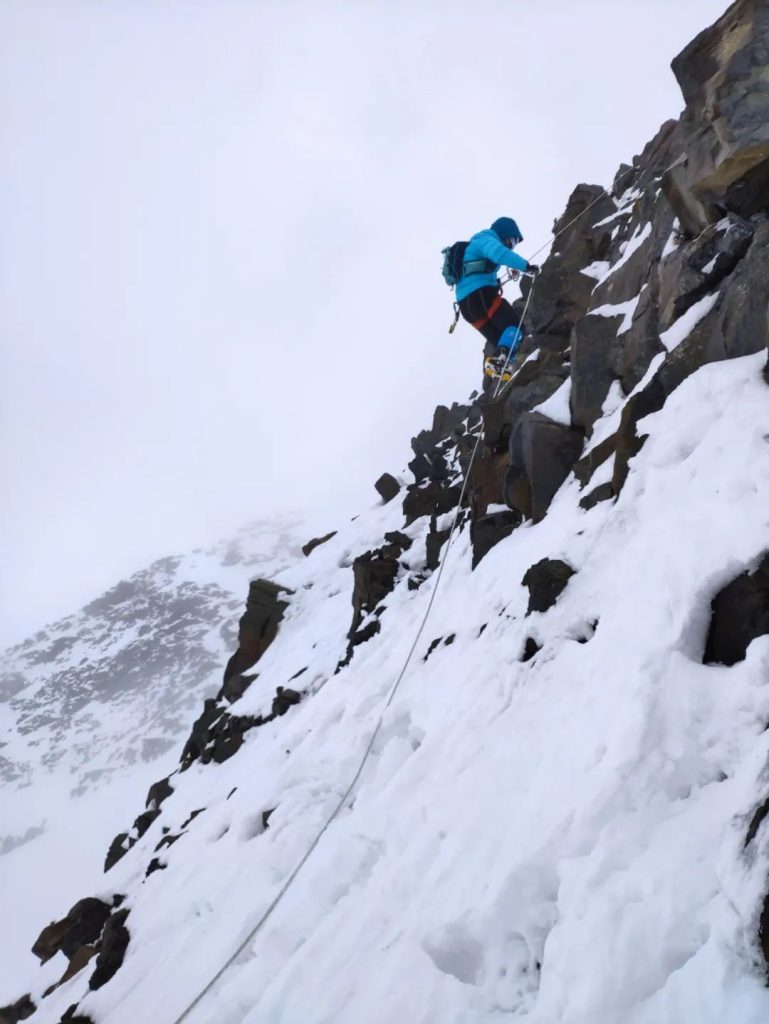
[455,229,528,302]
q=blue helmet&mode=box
[491,216,523,244]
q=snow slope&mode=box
[16,348,769,1024]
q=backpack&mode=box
[441,241,469,286]
[441,241,497,287]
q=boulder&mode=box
[340,532,413,665]
[145,776,174,811]
[58,1009,94,1024]
[425,525,451,571]
[272,687,301,717]
[349,550,401,637]
[469,448,509,515]
[223,579,292,683]
[663,1,769,233]
[0,996,35,1024]
[89,909,130,990]
[579,481,615,511]
[374,473,401,503]
[507,413,585,522]
[104,806,161,871]
[471,511,522,569]
[403,480,461,525]
[180,699,258,770]
[32,898,111,963]
[522,559,576,615]
[301,531,337,557]
[703,552,769,665]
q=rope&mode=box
[527,187,611,263]
[168,190,602,1024]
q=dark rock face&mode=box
[32,898,112,964]
[146,776,175,811]
[408,403,474,485]
[521,638,542,662]
[58,1008,94,1024]
[104,808,161,872]
[525,184,615,338]
[0,996,35,1023]
[471,511,522,569]
[506,413,584,522]
[615,281,665,393]
[469,449,509,514]
[340,533,413,664]
[665,0,769,234]
[375,473,401,503]
[760,893,769,978]
[579,482,614,511]
[89,909,130,990]
[658,215,754,331]
[302,531,337,557]
[403,480,462,526]
[522,559,576,615]
[703,553,769,665]
[223,579,292,683]
[425,524,451,571]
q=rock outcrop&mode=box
[704,552,769,665]
[223,578,292,683]
[664,1,769,234]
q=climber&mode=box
[450,217,540,385]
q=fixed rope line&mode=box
[170,190,602,1023]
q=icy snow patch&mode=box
[533,378,572,426]
[581,260,611,282]
[589,286,646,335]
[661,219,681,259]
[593,207,631,228]
[602,222,652,283]
[660,292,720,352]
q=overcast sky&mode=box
[0,0,727,648]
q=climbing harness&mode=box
[469,291,504,330]
[168,190,609,1024]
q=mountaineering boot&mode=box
[483,349,514,383]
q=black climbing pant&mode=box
[458,286,524,357]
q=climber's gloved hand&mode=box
[526,263,541,276]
